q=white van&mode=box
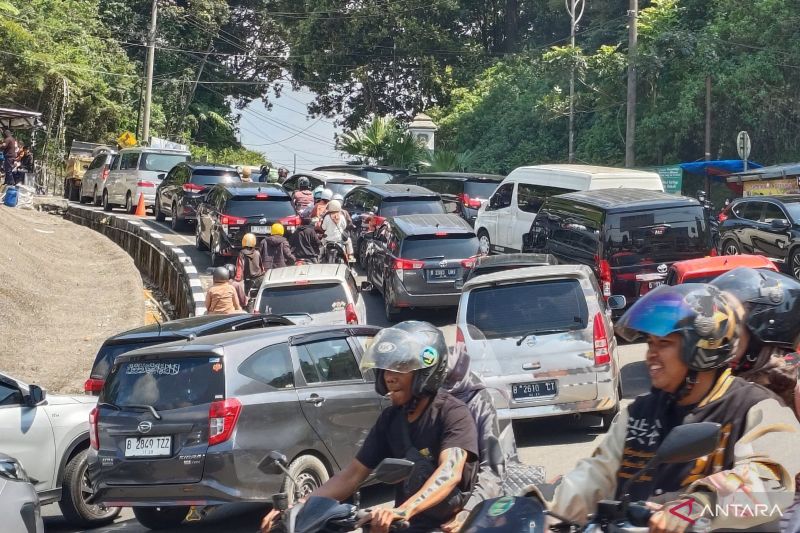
[474,164,664,254]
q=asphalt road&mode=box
[44,203,651,532]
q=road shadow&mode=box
[512,415,605,448]
[620,360,650,399]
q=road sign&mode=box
[116,131,137,148]
[737,131,751,160]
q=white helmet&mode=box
[327,200,342,213]
[332,193,344,202]
[320,188,334,201]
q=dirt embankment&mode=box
[0,207,144,393]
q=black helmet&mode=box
[615,284,741,372]
[298,176,310,190]
[361,321,448,399]
[212,266,230,283]
[711,267,800,350]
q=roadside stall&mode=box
[726,162,800,197]
[679,160,761,211]
[0,107,42,187]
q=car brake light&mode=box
[345,303,358,324]
[393,258,424,270]
[220,214,247,226]
[101,168,109,181]
[89,407,100,450]
[84,378,105,395]
[455,326,466,356]
[183,183,205,193]
[593,313,611,366]
[458,193,483,209]
[461,256,477,269]
[596,257,612,298]
[280,215,301,227]
[435,231,448,237]
[136,181,156,188]
[208,398,242,446]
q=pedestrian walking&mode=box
[205,267,242,315]
[1,130,18,186]
[260,223,296,269]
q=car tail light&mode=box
[718,206,730,223]
[435,231,448,237]
[280,215,301,227]
[461,256,477,269]
[101,167,110,181]
[208,398,242,446]
[458,193,483,209]
[345,303,358,324]
[393,258,424,270]
[593,313,611,366]
[596,257,612,298]
[183,183,205,193]
[136,181,156,188]
[89,407,100,450]
[255,193,269,199]
[220,214,247,228]
[84,378,105,395]
[455,326,466,356]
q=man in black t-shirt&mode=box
[261,321,479,533]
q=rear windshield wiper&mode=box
[97,402,120,411]
[516,317,584,346]
[122,403,162,420]
[418,255,445,260]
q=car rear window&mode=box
[139,153,189,172]
[225,197,296,218]
[100,356,225,410]
[327,183,360,197]
[380,199,445,216]
[464,181,499,199]
[465,279,589,339]
[191,171,241,186]
[401,235,479,260]
[91,340,170,379]
[259,283,348,315]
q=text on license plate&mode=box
[512,380,558,400]
[124,436,172,457]
[648,281,664,289]
[428,268,457,279]
[251,226,271,235]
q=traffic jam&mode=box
[5,160,800,533]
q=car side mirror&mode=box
[771,219,791,230]
[26,384,46,406]
[360,281,373,292]
[607,295,627,310]
[371,458,415,485]
[157,173,166,180]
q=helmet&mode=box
[711,267,800,349]
[271,223,285,236]
[279,167,289,176]
[327,200,342,213]
[615,284,741,372]
[361,321,449,398]
[332,193,344,202]
[224,263,236,279]
[298,177,310,190]
[313,185,324,201]
[242,233,257,248]
[213,266,231,283]
[320,189,334,202]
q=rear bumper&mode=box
[392,279,461,308]
[91,481,252,507]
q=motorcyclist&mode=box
[549,284,800,533]
[258,165,271,183]
[235,233,265,299]
[259,223,296,270]
[310,188,333,220]
[320,200,354,263]
[278,167,289,183]
[289,215,322,264]
[204,266,242,315]
[224,262,248,309]
[292,177,314,210]
[260,321,479,533]
[332,192,353,225]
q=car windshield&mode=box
[258,283,348,315]
[100,356,225,411]
[465,279,589,339]
[192,172,241,186]
[327,182,360,197]
[464,181,500,199]
[139,153,189,172]
[225,197,296,218]
[92,340,169,379]
[380,199,445,216]
[782,202,800,222]
[401,235,479,259]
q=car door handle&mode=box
[304,395,325,406]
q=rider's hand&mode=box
[357,507,406,533]
[260,508,281,533]
[647,498,700,533]
[442,510,469,533]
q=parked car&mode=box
[195,183,301,266]
[0,453,43,533]
[523,189,713,313]
[665,255,778,285]
[313,164,410,185]
[88,325,383,530]
[343,184,447,268]
[103,147,191,213]
[78,147,116,207]
[475,164,665,255]
[154,162,241,230]
[400,172,504,225]
[252,264,370,325]
[366,214,479,320]
[718,195,800,279]
[282,170,371,198]
[456,264,621,427]
[84,314,294,395]
[461,253,558,286]
[0,372,119,528]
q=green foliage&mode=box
[419,149,475,172]
[337,116,425,168]
[190,145,269,167]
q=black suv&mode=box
[155,162,241,230]
[523,189,712,312]
[313,164,410,185]
[196,183,300,266]
[84,314,292,395]
[343,184,446,267]
[718,195,800,279]
[397,172,504,225]
[366,214,478,320]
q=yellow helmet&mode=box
[271,223,285,236]
[242,233,257,248]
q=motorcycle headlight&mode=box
[0,457,30,483]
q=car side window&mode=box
[88,155,105,170]
[296,338,362,383]
[239,343,294,389]
[216,190,228,211]
[363,192,378,213]
[110,154,121,170]
[343,190,360,211]
[177,166,191,185]
[762,203,787,223]
[0,381,22,406]
[490,183,514,210]
[120,152,140,170]
[740,202,763,221]
[283,177,298,192]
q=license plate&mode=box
[648,281,664,289]
[511,380,558,400]
[251,226,271,235]
[428,268,457,280]
[124,436,172,457]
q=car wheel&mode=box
[93,186,102,207]
[282,455,329,505]
[125,192,134,214]
[196,223,209,251]
[384,281,401,322]
[132,506,189,530]
[791,248,800,281]
[58,449,121,528]
[722,239,740,256]
[478,229,491,255]
[154,198,166,222]
[171,203,185,231]
[102,190,113,212]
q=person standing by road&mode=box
[1,130,18,185]
[260,223,296,270]
[205,267,242,315]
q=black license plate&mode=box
[428,268,457,280]
[511,380,558,400]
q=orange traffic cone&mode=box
[134,192,147,217]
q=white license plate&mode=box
[124,436,172,457]
[251,226,271,235]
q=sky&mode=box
[236,86,347,172]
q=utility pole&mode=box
[704,76,712,161]
[566,0,585,164]
[293,154,297,174]
[624,0,638,167]
[141,0,158,145]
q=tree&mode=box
[337,116,424,168]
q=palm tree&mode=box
[337,116,425,168]
[419,149,475,172]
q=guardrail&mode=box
[38,201,205,317]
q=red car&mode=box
[665,255,779,285]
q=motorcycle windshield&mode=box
[462,496,547,533]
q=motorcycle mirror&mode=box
[258,450,289,475]
[655,422,721,464]
[370,458,415,485]
[607,295,627,310]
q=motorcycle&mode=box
[461,422,721,533]
[321,238,349,265]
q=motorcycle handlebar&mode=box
[351,510,410,531]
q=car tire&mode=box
[171,203,185,231]
[132,506,189,530]
[790,248,800,281]
[477,229,491,255]
[210,236,223,267]
[384,281,401,322]
[102,190,113,212]
[154,198,166,222]
[125,192,135,214]
[58,449,121,528]
[722,238,740,256]
[93,186,102,207]
[282,455,329,505]
[196,223,209,251]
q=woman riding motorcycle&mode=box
[319,200,354,263]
